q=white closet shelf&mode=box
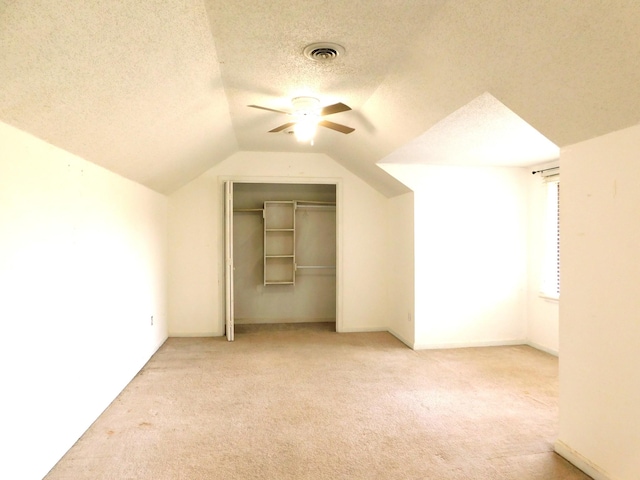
[296,265,336,269]
[296,204,336,210]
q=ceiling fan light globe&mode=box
[294,117,317,143]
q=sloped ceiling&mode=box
[380,93,560,167]
[1,1,640,196]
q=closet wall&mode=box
[168,151,396,337]
[233,183,336,325]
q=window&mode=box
[540,178,560,299]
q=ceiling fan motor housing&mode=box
[292,96,321,115]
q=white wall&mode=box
[0,122,168,480]
[167,172,218,335]
[556,124,640,480]
[168,151,400,336]
[380,164,529,349]
[526,161,560,354]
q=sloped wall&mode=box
[0,123,168,480]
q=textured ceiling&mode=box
[2,1,640,196]
[380,93,559,167]
[0,0,237,193]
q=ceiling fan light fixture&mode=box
[293,114,319,143]
[291,96,321,114]
[291,97,320,143]
[248,96,354,140]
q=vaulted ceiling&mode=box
[2,1,640,197]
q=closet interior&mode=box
[232,182,337,328]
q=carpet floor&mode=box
[45,323,591,479]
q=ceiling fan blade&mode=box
[320,102,351,116]
[318,120,355,134]
[248,105,291,115]
[269,122,295,133]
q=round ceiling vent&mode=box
[303,42,345,62]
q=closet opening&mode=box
[225,181,338,340]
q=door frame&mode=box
[219,175,343,334]
[224,181,234,341]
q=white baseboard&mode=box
[412,338,527,350]
[387,328,413,349]
[554,440,615,480]
[168,331,221,337]
[526,341,558,356]
[338,325,388,334]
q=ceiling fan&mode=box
[248,96,355,143]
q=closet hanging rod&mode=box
[295,200,336,205]
[233,208,264,213]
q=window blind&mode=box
[541,179,560,298]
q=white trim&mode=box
[218,175,343,334]
[554,440,616,480]
[387,328,414,349]
[219,175,341,186]
[224,181,234,341]
[169,332,219,337]
[335,181,343,334]
[339,326,388,333]
[526,341,558,356]
[412,339,527,351]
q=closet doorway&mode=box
[224,181,338,340]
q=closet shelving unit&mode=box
[263,201,296,285]
[235,200,337,286]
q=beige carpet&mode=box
[45,323,590,479]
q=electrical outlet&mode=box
[151,315,154,326]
